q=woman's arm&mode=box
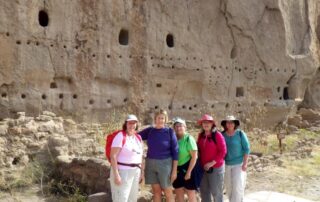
[214,132,227,162]
[240,130,250,171]
[185,150,197,180]
[171,160,178,183]
[110,147,122,185]
[138,127,152,140]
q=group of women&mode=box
[109,109,250,202]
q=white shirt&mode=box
[111,131,143,170]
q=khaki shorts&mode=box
[145,158,172,188]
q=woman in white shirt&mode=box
[110,114,144,202]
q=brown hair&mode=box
[154,109,168,123]
[122,121,139,131]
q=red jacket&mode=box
[197,131,227,168]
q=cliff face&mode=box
[0,0,319,126]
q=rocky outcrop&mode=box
[0,1,320,126]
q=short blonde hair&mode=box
[154,109,168,123]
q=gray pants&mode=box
[200,165,224,202]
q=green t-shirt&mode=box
[178,133,198,166]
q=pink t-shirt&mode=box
[111,131,143,170]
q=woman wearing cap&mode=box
[139,109,179,202]
[197,114,227,202]
[110,114,143,202]
[172,117,198,202]
[221,115,250,202]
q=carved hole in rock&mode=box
[230,46,237,59]
[50,82,57,89]
[16,40,21,45]
[119,29,129,45]
[196,68,200,71]
[166,34,174,48]
[89,99,94,105]
[35,41,39,46]
[189,106,192,110]
[107,99,111,103]
[168,105,172,110]
[107,54,111,58]
[27,40,31,45]
[182,105,186,109]
[277,87,281,93]
[155,105,159,109]
[42,94,47,99]
[283,87,289,100]
[171,65,175,69]
[12,157,20,165]
[63,45,67,49]
[119,55,122,58]
[193,104,197,108]
[225,103,229,108]
[73,94,78,99]
[21,94,26,99]
[1,93,7,98]
[123,98,128,102]
[279,97,282,100]
[59,93,63,99]
[211,104,214,108]
[156,83,162,88]
[140,99,144,103]
[6,32,9,36]
[38,10,49,27]
[236,87,244,97]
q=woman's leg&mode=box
[175,188,185,202]
[231,164,246,202]
[210,166,224,202]
[200,172,211,202]
[163,187,174,202]
[110,169,132,202]
[151,184,162,202]
[186,189,197,202]
[224,165,232,201]
[128,168,140,202]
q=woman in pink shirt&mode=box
[110,115,143,202]
[197,114,227,202]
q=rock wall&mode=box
[0,0,320,126]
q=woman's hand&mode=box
[114,173,122,185]
[204,160,216,171]
[242,163,247,172]
[139,170,144,184]
[184,172,191,180]
[170,170,177,183]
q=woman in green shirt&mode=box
[172,117,198,202]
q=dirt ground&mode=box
[246,146,320,202]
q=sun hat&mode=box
[126,114,138,122]
[197,114,216,126]
[172,117,186,126]
[221,115,240,127]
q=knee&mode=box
[153,187,162,196]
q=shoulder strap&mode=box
[121,130,127,146]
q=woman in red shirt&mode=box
[197,114,227,202]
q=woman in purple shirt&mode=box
[139,109,179,202]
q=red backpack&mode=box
[105,130,142,162]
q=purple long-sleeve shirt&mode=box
[139,126,179,160]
